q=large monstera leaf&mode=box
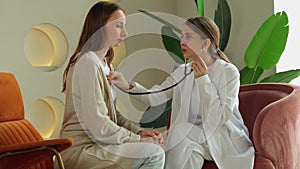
[195,0,231,51]
[214,0,231,51]
[260,69,300,83]
[240,11,289,84]
[240,66,263,85]
[244,11,289,70]
[139,99,172,128]
[161,26,185,64]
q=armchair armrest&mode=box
[0,138,73,154]
[253,88,300,169]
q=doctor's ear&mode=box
[202,39,211,51]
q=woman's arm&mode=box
[115,110,141,134]
[116,111,165,148]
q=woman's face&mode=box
[180,24,206,60]
[105,10,128,48]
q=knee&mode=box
[142,144,165,168]
[152,147,165,164]
[141,143,165,158]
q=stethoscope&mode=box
[114,60,193,95]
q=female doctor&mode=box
[108,17,255,169]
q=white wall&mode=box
[119,0,176,56]
[177,0,198,19]
[274,0,300,85]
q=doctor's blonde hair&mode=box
[185,17,230,63]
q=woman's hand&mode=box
[140,136,166,150]
[191,58,208,78]
[139,129,165,150]
[107,71,132,89]
[138,129,162,140]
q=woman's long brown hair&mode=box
[62,2,122,92]
[185,17,230,63]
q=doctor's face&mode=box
[105,10,128,48]
[180,24,206,60]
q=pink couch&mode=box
[202,83,300,169]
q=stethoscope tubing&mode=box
[115,64,193,95]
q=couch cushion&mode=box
[238,83,292,142]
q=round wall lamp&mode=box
[24,23,68,71]
[26,96,64,138]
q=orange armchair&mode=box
[202,83,300,169]
[0,72,73,169]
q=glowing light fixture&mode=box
[26,97,64,138]
[24,23,68,71]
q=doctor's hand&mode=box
[107,71,132,90]
[191,58,208,78]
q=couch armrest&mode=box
[253,88,300,169]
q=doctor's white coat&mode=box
[129,59,255,169]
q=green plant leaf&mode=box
[214,0,231,51]
[260,69,300,83]
[139,99,172,128]
[193,0,203,16]
[239,66,263,84]
[197,0,204,16]
[138,10,181,34]
[161,26,185,64]
[244,11,289,70]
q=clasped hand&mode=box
[139,130,165,150]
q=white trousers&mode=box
[164,123,212,169]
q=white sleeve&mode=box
[196,65,240,131]
[128,75,176,106]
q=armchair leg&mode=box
[46,147,65,169]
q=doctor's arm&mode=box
[108,71,174,106]
[196,66,240,125]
